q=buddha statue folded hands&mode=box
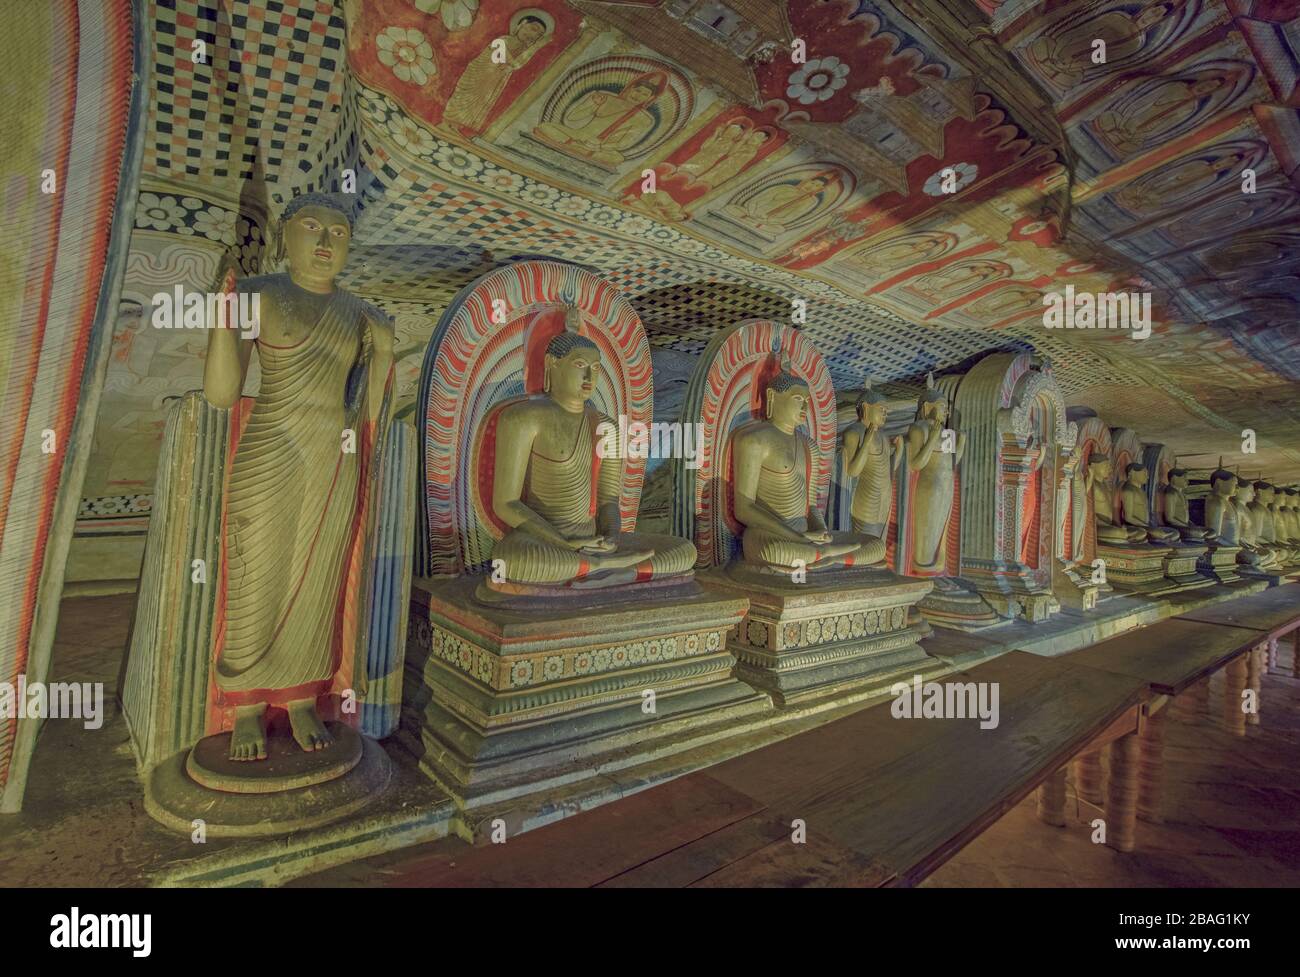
[1160,467,1210,542]
[732,360,883,573]
[485,323,695,590]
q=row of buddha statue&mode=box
[135,194,1289,835]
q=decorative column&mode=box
[1106,732,1141,853]
[1221,654,1248,737]
[1246,644,1264,727]
[1073,751,1104,804]
[1137,701,1166,824]
[1037,765,1068,826]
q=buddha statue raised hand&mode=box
[202,193,394,762]
[486,315,696,589]
[841,382,902,542]
[732,360,878,572]
[1159,467,1210,542]
[1119,462,1179,545]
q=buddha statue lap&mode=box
[484,319,696,592]
[1253,481,1296,565]
[1232,478,1281,570]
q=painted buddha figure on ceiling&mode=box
[533,70,667,167]
[840,382,902,543]
[202,193,395,762]
[1087,453,1144,545]
[486,312,696,589]
[1119,462,1180,545]
[1159,467,1210,542]
[732,359,880,572]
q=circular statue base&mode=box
[146,724,392,839]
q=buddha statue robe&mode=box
[215,278,389,701]
[896,390,965,576]
[486,395,694,589]
[844,425,894,538]
[1089,458,1144,545]
[733,422,872,571]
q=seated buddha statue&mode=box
[486,316,696,589]
[732,360,882,572]
[1119,462,1180,545]
[1253,481,1296,565]
[1281,488,1300,547]
[1233,478,1282,570]
[1158,467,1210,542]
[1204,464,1238,544]
[1087,453,1145,545]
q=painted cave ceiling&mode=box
[106,0,1300,498]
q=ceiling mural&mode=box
[96,0,1300,515]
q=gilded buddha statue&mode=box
[202,193,394,762]
[1233,477,1282,571]
[485,312,696,589]
[731,359,879,572]
[1118,462,1180,545]
[1252,481,1296,565]
[900,373,965,575]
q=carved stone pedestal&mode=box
[1097,543,1190,595]
[1162,544,1213,590]
[146,723,392,838]
[914,576,1006,631]
[1198,544,1242,583]
[402,577,769,808]
[702,565,936,706]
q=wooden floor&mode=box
[297,646,1300,888]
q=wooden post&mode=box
[1175,675,1209,724]
[1222,654,1248,737]
[1246,645,1263,727]
[1073,750,1104,805]
[1106,731,1141,853]
[1137,700,1166,824]
[1037,765,1068,826]
[1293,628,1300,677]
[1267,637,1278,673]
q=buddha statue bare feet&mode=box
[287,697,335,752]
[229,703,268,762]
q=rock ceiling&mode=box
[101,0,1300,502]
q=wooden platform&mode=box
[1061,617,1265,696]
[1174,582,1300,643]
[298,651,1147,887]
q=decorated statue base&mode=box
[1198,544,1243,583]
[402,576,769,808]
[1162,543,1214,591]
[700,564,937,705]
[1094,541,1182,595]
[914,576,1007,631]
[145,723,393,838]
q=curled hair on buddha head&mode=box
[917,371,947,410]
[856,377,887,409]
[1168,465,1188,479]
[1210,456,1236,489]
[1125,461,1146,477]
[544,307,599,360]
[1088,451,1110,467]
[280,191,356,229]
[1253,479,1272,492]
[767,354,806,394]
